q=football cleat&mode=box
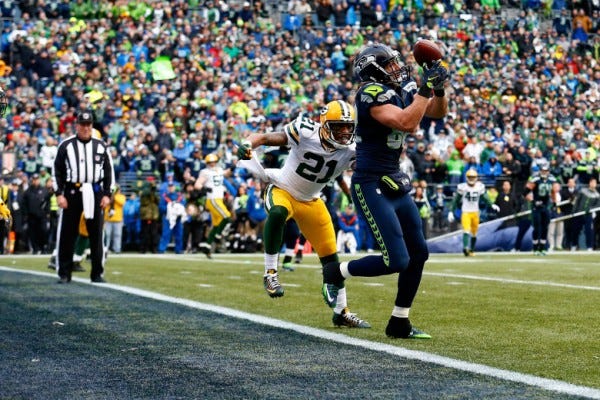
[47,256,56,270]
[198,242,212,259]
[405,327,432,339]
[281,262,295,272]
[72,261,86,272]
[385,316,431,339]
[294,250,303,264]
[463,248,469,257]
[263,269,284,298]
[333,308,371,328]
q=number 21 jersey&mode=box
[266,115,355,202]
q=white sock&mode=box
[285,248,294,257]
[297,244,304,251]
[340,261,352,279]
[392,306,410,319]
[334,287,347,314]
[264,253,278,273]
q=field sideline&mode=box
[1,252,599,399]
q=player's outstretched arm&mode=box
[371,62,449,132]
[236,132,288,160]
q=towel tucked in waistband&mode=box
[81,183,95,219]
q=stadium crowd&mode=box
[0,0,599,256]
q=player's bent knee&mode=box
[386,251,410,272]
[387,243,428,272]
[268,206,289,225]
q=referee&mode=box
[53,110,114,283]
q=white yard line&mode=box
[424,272,600,291]
[10,252,597,290]
[150,255,600,292]
[1,266,599,399]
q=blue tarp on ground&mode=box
[427,220,533,253]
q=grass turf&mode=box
[3,272,586,399]
[2,251,599,392]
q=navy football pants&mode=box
[349,179,428,308]
[531,207,550,245]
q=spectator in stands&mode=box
[572,177,600,250]
[548,182,564,251]
[0,0,598,257]
[417,150,436,184]
[413,185,432,239]
[495,180,520,225]
[246,180,267,247]
[138,178,160,254]
[336,204,359,254]
[135,145,158,178]
[21,173,48,254]
[500,151,522,186]
[561,178,579,249]
[7,179,26,253]
[123,192,140,252]
[103,185,125,255]
[481,153,503,185]
[158,181,186,254]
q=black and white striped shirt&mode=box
[53,136,114,197]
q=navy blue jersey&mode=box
[529,175,557,207]
[354,80,418,176]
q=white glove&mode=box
[447,212,455,223]
[492,204,500,212]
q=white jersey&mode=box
[457,181,485,213]
[266,116,355,202]
[199,166,226,199]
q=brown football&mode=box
[412,39,443,67]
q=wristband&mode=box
[417,85,433,98]
[434,89,445,97]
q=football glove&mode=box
[491,204,500,212]
[236,140,252,160]
[422,60,449,91]
[447,211,455,223]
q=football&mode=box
[412,39,443,68]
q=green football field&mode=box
[1,251,599,399]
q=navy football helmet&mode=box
[539,162,550,178]
[353,43,411,87]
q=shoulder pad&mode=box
[359,83,396,105]
[361,83,386,97]
[399,79,418,93]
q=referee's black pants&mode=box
[56,185,105,281]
